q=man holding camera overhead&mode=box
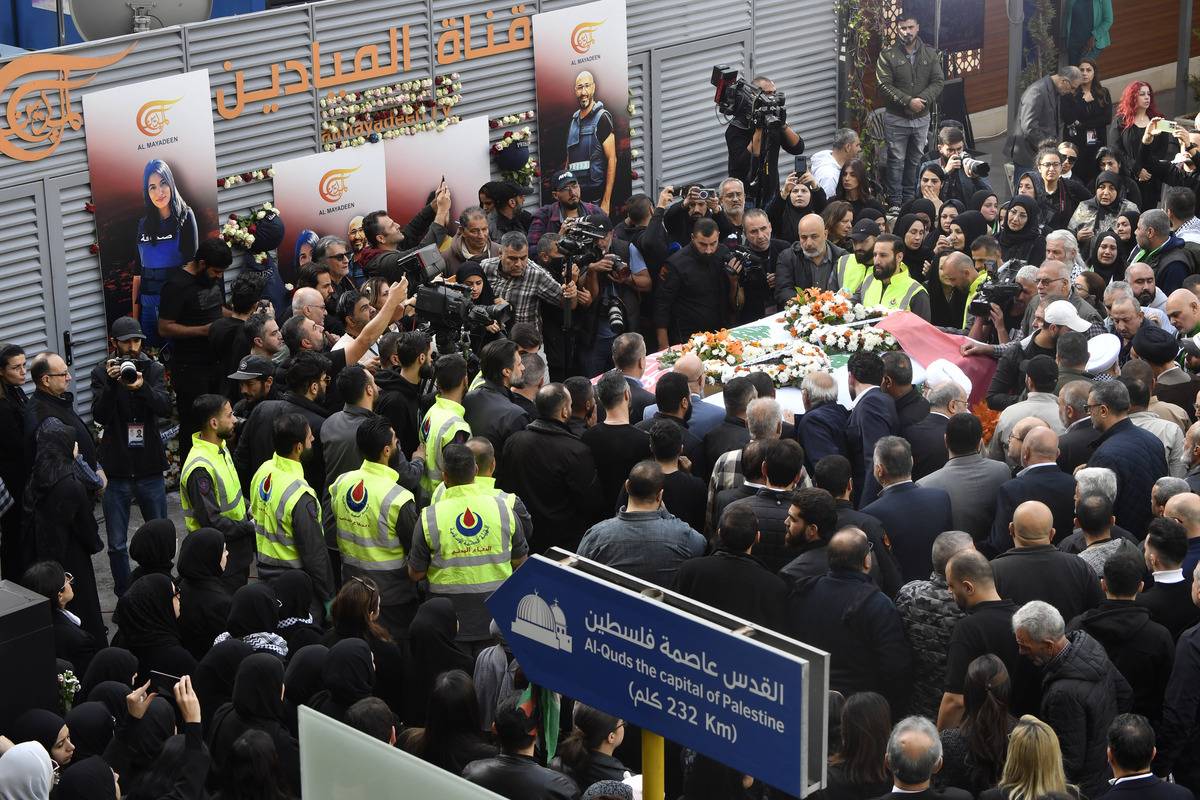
[89,316,171,596]
[721,74,805,209]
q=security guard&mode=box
[409,443,529,653]
[430,436,534,539]
[419,354,472,497]
[835,220,880,296]
[854,233,932,321]
[181,393,255,592]
[331,416,420,637]
[250,412,334,609]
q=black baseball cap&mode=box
[552,171,578,190]
[584,213,614,235]
[227,355,274,381]
[848,220,882,242]
[110,316,145,341]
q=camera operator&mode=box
[482,231,580,335]
[360,181,451,286]
[88,317,171,597]
[964,260,1039,345]
[655,218,739,348]
[640,185,739,267]
[722,75,805,208]
[727,208,787,323]
[571,213,651,375]
[534,233,591,379]
[917,126,993,203]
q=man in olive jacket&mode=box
[875,12,945,209]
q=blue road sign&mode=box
[487,555,810,796]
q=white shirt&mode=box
[810,149,842,197]
[1153,568,1186,584]
[331,333,378,365]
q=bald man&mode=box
[566,70,617,213]
[991,500,1103,621]
[1167,288,1200,337]
[1185,422,1200,494]
[990,426,1078,556]
[637,352,725,438]
[933,251,982,330]
[1166,491,1200,579]
[775,213,842,306]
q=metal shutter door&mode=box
[629,52,648,198]
[629,0,750,53]
[650,32,750,191]
[0,184,56,362]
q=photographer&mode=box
[640,184,739,267]
[534,233,592,380]
[572,213,651,375]
[917,126,992,203]
[482,231,579,333]
[360,181,451,286]
[728,208,788,322]
[88,317,171,597]
[722,75,805,208]
[964,261,1039,345]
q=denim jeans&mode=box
[883,113,930,206]
[579,333,616,378]
[102,475,168,596]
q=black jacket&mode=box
[702,416,750,480]
[1105,775,1194,800]
[893,388,930,430]
[464,381,529,457]
[1138,580,1200,641]
[1158,621,1200,790]
[726,487,793,573]
[837,501,903,597]
[1089,417,1168,538]
[990,465,1078,556]
[795,402,849,476]
[499,419,603,553]
[992,544,1103,624]
[90,357,172,478]
[635,412,703,467]
[53,608,98,676]
[463,753,581,800]
[1069,600,1174,724]
[373,368,426,459]
[1058,419,1101,474]
[1039,630,1132,797]
[654,244,734,345]
[26,389,97,470]
[234,392,329,497]
[903,412,949,481]
[624,375,655,425]
[861,482,953,583]
[788,569,913,712]
[673,548,788,632]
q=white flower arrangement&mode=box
[716,342,832,388]
[808,323,898,354]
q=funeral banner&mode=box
[383,115,492,232]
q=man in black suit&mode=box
[796,371,849,476]
[813,454,903,597]
[612,332,656,423]
[990,427,1077,556]
[635,372,703,467]
[903,379,966,481]
[1108,713,1193,800]
[847,351,899,507]
[1139,516,1200,640]
[861,436,954,583]
[1057,379,1100,474]
[882,351,930,430]
[873,716,971,800]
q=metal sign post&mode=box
[486,549,830,798]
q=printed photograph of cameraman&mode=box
[916,126,992,204]
[88,316,171,597]
[723,75,805,209]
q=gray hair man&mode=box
[884,717,947,793]
[810,127,862,197]
[1135,209,1193,295]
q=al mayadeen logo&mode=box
[136,97,182,137]
[318,166,360,214]
[570,20,604,55]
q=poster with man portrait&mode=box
[382,115,492,230]
[82,70,219,339]
[271,144,388,279]
[533,0,631,215]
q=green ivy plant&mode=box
[835,0,888,165]
[1020,0,1059,91]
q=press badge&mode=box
[127,423,145,448]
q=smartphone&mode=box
[148,670,181,696]
[793,155,808,176]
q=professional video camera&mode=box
[967,260,1027,318]
[725,245,767,285]
[416,282,513,331]
[711,65,786,130]
[557,219,611,268]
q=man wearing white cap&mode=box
[905,359,972,480]
[986,299,1090,411]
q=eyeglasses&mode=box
[1059,155,1077,164]
[1039,162,1062,170]
[329,252,350,260]
[1034,277,1066,286]
[46,372,70,378]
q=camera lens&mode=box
[119,360,138,384]
[606,301,625,334]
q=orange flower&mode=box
[973,401,999,444]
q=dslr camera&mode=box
[967,260,1026,318]
[107,357,142,385]
[415,282,514,332]
[711,65,786,131]
[725,245,766,285]
[557,219,611,268]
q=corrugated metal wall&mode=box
[0,0,838,423]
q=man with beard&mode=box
[158,238,234,460]
[479,180,533,239]
[877,12,944,210]
[730,208,787,322]
[718,178,746,234]
[929,251,985,331]
[563,70,618,214]
[724,75,806,209]
[774,213,846,306]
[528,172,602,248]
[655,218,737,348]
[374,331,433,459]
[181,393,256,591]
[986,299,1088,410]
[1127,262,1169,312]
[853,234,931,320]
[1166,287,1200,337]
[1109,295,1151,367]
[1131,210,1195,295]
[835,219,879,296]
[360,184,451,285]
[228,355,281,431]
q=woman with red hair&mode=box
[1112,80,1175,210]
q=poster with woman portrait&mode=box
[82,70,219,342]
[533,0,631,214]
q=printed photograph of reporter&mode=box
[533,0,632,215]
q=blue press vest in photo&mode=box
[566,100,609,190]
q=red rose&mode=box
[217,178,226,188]
[241,172,253,182]
[229,214,239,221]
[88,243,99,254]
[248,224,257,233]
[489,119,499,129]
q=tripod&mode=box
[746,124,782,209]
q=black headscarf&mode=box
[56,756,117,800]
[1117,209,1140,263]
[455,261,497,307]
[406,599,474,724]
[10,708,64,755]
[193,638,254,728]
[86,682,130,722]
[936,199,966,236]
[176,528,231,661]
[127,519,176,585]
[102,696,174,779]
[80,647,138,698]
[1094,170,1126,213]
[231,653,285,723]
[176,528,224,587]
[283,644,328,732]
[64,703,114,761]
[951,211,989,252]
[968,190,1000,233]
[271,570,313,623]
[114,574,179,651]
[308,638,374,722]
[999,196,1042,249]
[225,582,280,638]
[893,214,932,272]
[23,417,76,514]
[1089,230,1123,284]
